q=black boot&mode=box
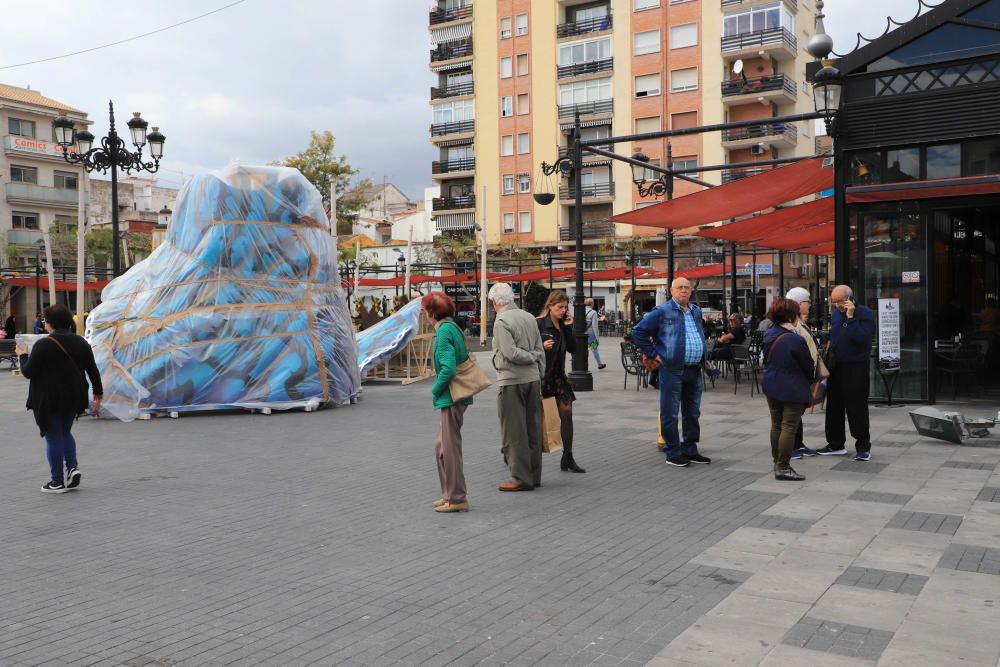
[561,449,586,473]
[774,463,805,481]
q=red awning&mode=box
[845,174,1000,204]
[1,277,108,292]
[581,267,659,281]
[799,242,836,256]
[493,269,576,283]
[697,197,833,242]
[676,263,726,280]
[609,157,833,230]
[753,223,835,251]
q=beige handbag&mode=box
[449,354,491,402]
[541,397,563,453]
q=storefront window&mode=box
[850,150,882,185]
[963,138,1000,176]
[926,144,961,179]
[885,148,920,182]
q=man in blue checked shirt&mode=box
[633,277,714,468]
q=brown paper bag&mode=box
[541,396,563,453]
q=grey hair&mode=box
[785,287,811,303]
[833,284,854,299]
[488,282,515,307]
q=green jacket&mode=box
[431,318,473,410]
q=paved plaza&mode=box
[3,343,1000,666]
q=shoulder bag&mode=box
[443,322,491,402]
[46,335,91,412]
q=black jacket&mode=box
[19,330,103,436]
[536,315,577,381]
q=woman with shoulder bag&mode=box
[423,292,472,513]
[537,291,586,473]
[761,298,814,482]
[785,287,826,458]
[15,304,103,494]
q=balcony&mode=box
[721,74,797,105]
[557,13,613,38]
[559,182,615,201]
[430,81,474,99]
[6,228,43,246]
[431,158,475,177]
[557,58,613,79]
[431,38,473,63]
[722,167,769,184]
[429,4,472,25]
[721,122,797,148]
[559,220,615,241]
[721,28,797,61]
[430,119,474,138]
[5,182,79,209]
[433,194,476,211]
[558,99,614,118]
[722,0,796,10]
[558,145,612,160]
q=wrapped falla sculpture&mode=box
[85,163,362,420]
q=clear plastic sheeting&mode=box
[355,298,424,377]
[86,163,361,421]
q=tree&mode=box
[85,228,114,269]
[273,130,372,235]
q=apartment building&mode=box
[428,0,818,255]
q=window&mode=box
[10,165,38,184]
[671,111,698,129]
[559,37,611,66]
[642,158,661,182]
[670,23,698,49]
[569,4,609,22]
[432,99,474,124]
[634,116,661,134]
[500,57,512,78]
[500,96,513,117]
[559,77,613,105]
[503,212,515,233]
[54,170,78,190]
[964,138,1000,176]
[724,4,793,38]
[634,0,659,9]
[518,173,531,193]
[926,144,961,180]
[516,53,529,76]
[8,117,35,137]
[516,13,528,36]
[517,133,530,154]
[581,124,611,146]
[446,70,472,86]
[501,135,514,156]
[517,93,530,115]
[446,145,474,162]
[500,17,512,38]
[502,174,515,195]
[670,67,698,92]
[635,73,661,98]
[518,211,532,233]
[12,211,39,229]
[634,30,660,55]
[674,157,698,175]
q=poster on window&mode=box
[878,298,901,372]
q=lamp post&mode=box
[630,143,676,286]
[54,101,166,278]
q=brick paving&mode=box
[938,544,1000,576]
[834,566,928,595]
[848,490,913,505]
[885,510,964,535]
[781,618,894,661]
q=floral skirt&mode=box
[542,373,576,405]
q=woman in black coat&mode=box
[15,304,103,494]
[537,291,585,473]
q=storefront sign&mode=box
[902,271,920,284]
[736,263,772,276]
[4,135,78,158]
[878,298,901,372]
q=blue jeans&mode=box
[45,413,78,484]
[587,334,603,365]
[658,365,703,459]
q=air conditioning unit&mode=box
[750,144,767,156]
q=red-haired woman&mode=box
[422,291,472,513]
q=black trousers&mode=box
[824,363,871,452]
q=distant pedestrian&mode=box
[15,304,103,494]
[710,313,747,363]
[583,298,606,370]
[785,287,820,459]
[423,291,471,513]
[33,313,44,334]
[3,313,16,339]
[490,283,545,491]
[538,291,586,474]
[761,298,812,481]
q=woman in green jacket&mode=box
[423,291,473,513]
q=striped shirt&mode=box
[683,308,704,365]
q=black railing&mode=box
[556,13,613,38]
[431,81,474,99]
[558,144,611,159]
[558,99,614,118]
[557,58,613,79]
[559,221,615,241]
[430,119,474,136]
[429,4,472,25]
[722,168,769,184]
[432,158,475,174]
[433,195,476,211]
[721,28,796,54]
[722,122,797,143]
[722,0,796,9]
[559,182,615,199]
[721,74,796,98]
[431,38,473,62]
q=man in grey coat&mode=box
[489,283,546,491]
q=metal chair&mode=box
[731,344,759,396]
[620,340,648,391]
[0,340,18,371]
[937,345,983,399]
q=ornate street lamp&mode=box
[54,101,166,277]
[806,0,843,136]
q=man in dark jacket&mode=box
[818,285,876,461]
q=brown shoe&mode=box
[432,498,447,508]
[435,501,469,513]
[498,481,533,492]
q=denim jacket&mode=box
[632,300,706,371]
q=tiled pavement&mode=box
[3,341,1000,665]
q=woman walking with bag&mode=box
[537,291,586,473]
[761,298,813,482]
[15,304,103,493]
[423,292,472,513]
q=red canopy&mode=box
[1,277,108,292]
[697,197,833,242]
[798,242,836,256]
[676,263,726,280]
[754,223,835,251]
[609,157,833,230]
[581,267,659,281]
[493,269,575,283]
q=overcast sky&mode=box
[0,0,932,199]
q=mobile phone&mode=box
[542,333,554,341]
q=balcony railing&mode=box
[558,99,614,118]
[6,228,43,245]
[722,0,796,9]
[429,4,472,25]
[557,13,613,38]
[431,81,474,99]
[722,167,769,184]
[721,28,797,54]
[721,122,797,143]
[431,38,473,62]
[559,220,615,241]
[5,182,78,207]
[433,194,476,211]
[557,58,613,79]
[558,144,612,159]
[432,158,475,174]
[430,119,475,136]
[721,73,796,98]
[559,182,615,199]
